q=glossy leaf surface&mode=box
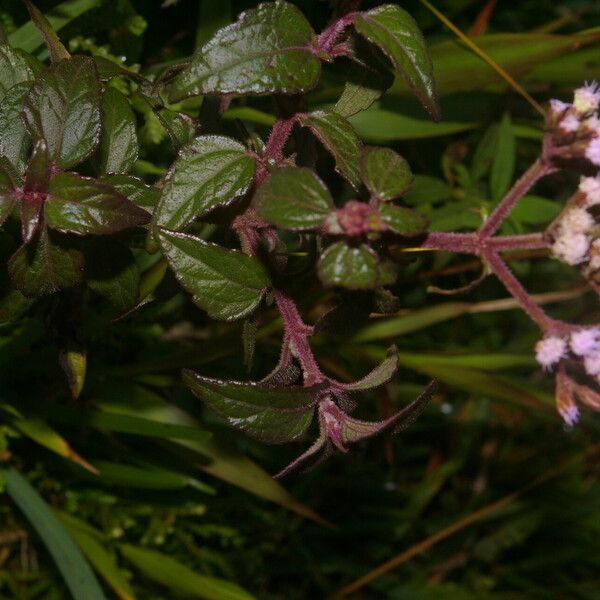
[360,146,412,201]
[45,173,150,235]
[254,166,333,230]
[298,110,362,189]
[158,229,271,321]
[154,135,255,231]
[183,370,318,443]
[354,5,439,120]
[23,55,101,168]
[99,86,138,175]
[169,1,320,101]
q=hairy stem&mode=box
[274,289,324,386]
[484,250,567,333]
[479,158,554,238]
[316,12,358,53]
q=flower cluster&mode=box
[548,82,600,166]
[548,175,599,268]
[535,328,600,424]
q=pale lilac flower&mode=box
[560,208,594,233]
[549,99,571,115]
[560,113,580,133]
[535,336,567,370]
[570,328,600,356]
[573,82,600,114]
[584,351,600,376]
[585,138,600,166]
[579,175,600,207]
[559,403,581,427]
[552,232,590,265]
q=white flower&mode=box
[586,138,600,166]
[549,99,571,115]
[535,336,567,370]
[560,114,580,133]
[584,351,600,376]
[579,175,600,207]
[560,208,594,233]
[552,232,590,265]
[570,328,600,356]
[582,114,600,135]
[573,82,600,114]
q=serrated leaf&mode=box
[99,174,159,210]
[338,346,399,391]
[2,468,105,600]
[0,44,37,96]
[99,86,138,175]
[183,370,318,444]
[158,229,271,321]
[121,544,255,600]
[156,108,197,148]
[154,136,255,231]
[8,229,84,297]
[169,1,320,101]
[254,166,333,230]
[318,241,380,290]
[0,82,32,176]
[298,110,362,189]
[45,173,150,235]
[0,162,16,227]
[354,5,440,120]
[360,146,412,201]
[380,203,427,236]
[490,112,515,203]
[23,55,101,168]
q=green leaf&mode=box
[54,407,211,442]
[334,44,394,118]
[55,512,136,600]
[169,1,320,101]
[360,146,412,201]
[24,137,50,193]
[158,229,271,321]
[183,370,318,444]
[99,174,159,210]
[154,135,255,231]
[92,461,211,491]
[490,113,516,204]
[99,86,138,175]
[507,195,561,226]
[2,468,106,600]
[339,346,399,391]
[8,229,84,297]
[45,173,150,235]
[156,108,197,149]
[380,203,428,236]
[318,242,381,290]
[0,162,16,227]
[23,55,102,168]
[0,44,37,96]
[24,0,70,63]
[403,175,452,206]
[59,347,86,399]
[254,166,333,230]
[354,5,439,120]
[0,82,32,177]
[298,110,362,189]
[121,544,255,600]
[8,0,101,54]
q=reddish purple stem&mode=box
[274,290,324,386]
[315,12,358,54]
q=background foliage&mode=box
[1,0,600,598]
